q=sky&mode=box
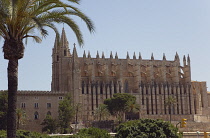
[0,0,210,91]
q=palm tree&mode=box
[125,102,140,120]
[0,0,94,137]
[74,103,82,133]
[165,96,176,123]
[16,108,26,129]
[94,104,110,121]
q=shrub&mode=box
[0,130,49,138]
[115,118,182,138]
[72,127,111,138]
[0,130,6,138]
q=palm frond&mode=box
[42,23,60,44]
[0,0,94,46]
[23,35,42,43]
[53,16,83,45]
[32,17,48,37]
[67,0,80,4]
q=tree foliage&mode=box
[0,91,8,130]
[58,94,74,134]
[165,96,177,110]
[0,130,50,138]
[0,0,95,47]
[115,118,182,138]
[94,104,110,121]
[16,108,27,129]
[165,96,177,122]
[41,115,57,134]
[104,93,138,122]
[72,127,111,138]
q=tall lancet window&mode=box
[64,50,67,56]
[124,80,129,93]
[82,81,85,94]
[57,55,59,61]
[100,82,103,94]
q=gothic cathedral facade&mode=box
[51,28,209,121]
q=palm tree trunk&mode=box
[7,60,18,138]
[169,105,171,123]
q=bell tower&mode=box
[51,28,71,92]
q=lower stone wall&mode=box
[141,114,194,121]
[172,121,210,132]
[194,115,210,122]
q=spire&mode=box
[73,43,78,58]
[163,53,166,60]
[151,53,154,60]
[102,52,105,59]
[88,51,91,58]
[187,54,190,65]
[127,52,130,59]
[60,28,69,48]
[110,51,113,59]
[96,51,99,58]
[83,50,86,58]
[183,55,186,65]
[115,52,118,59]
[139,52,142,60]
[174,52,180,61]
[133,52,136,59]
[53,37,59,52]
[187,54,190,62]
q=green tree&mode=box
[104,93,138,123]
[16,108,26,129]
[0,130,50,138]
[165,96,177,122]
[73,127,111,138]
[58,94,74,134]
[0,91,8,130]
[126,102,140,113]
[0,0,94,137]
[41,115,57,134]
[94,104,110,121]
[115,118,182,138]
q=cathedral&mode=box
[51,28,209,120]
[6,28,210,131]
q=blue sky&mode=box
[0,0,210,91]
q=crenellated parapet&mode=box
[17,90,66,96]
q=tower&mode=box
[51,28,71,92]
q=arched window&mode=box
[64,50,67,56]
[47,111,51,116]
[57,55,59,61]
[34,111,39,120]
[124,80,129,93]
